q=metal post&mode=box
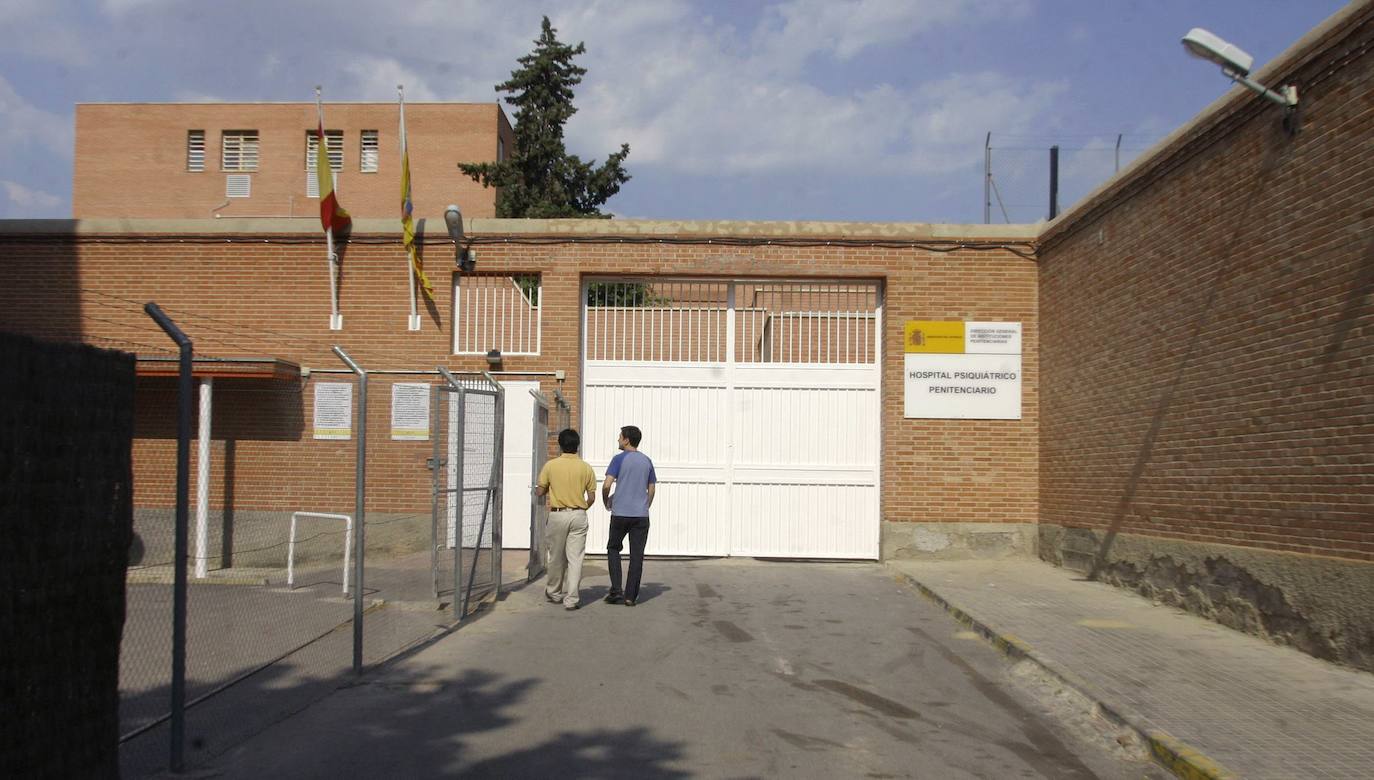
[144,302,191,774]
[195,378,212,579]
[430,384,441,598]
[485,372,505,599]
[435,368,460,602]
[1049,145,1060,221]
[332,346,366,674]
[454,386,466,619]
[984,131,991,224]
[1114,133,1123,173]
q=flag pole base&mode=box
[408,314,421,331]
[330,314,343,331]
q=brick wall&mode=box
[0,220,1039,536]
[73,103,505,219]
[1038,10,1374,561]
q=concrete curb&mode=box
[888,566,1239,780]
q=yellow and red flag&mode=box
[316,112,350,234]
[399,93,433,298]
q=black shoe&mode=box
[624,598,636,607]
[604,593,624,604]
[565,603,580,611]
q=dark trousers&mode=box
[607,515,650,600]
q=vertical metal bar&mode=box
[1049,145,1060,220]
[454,386,466,619]
[194,377,212,578]
[984,131,991,225]
[144,302,191,773]
[331,346,366,674]
[430,385,440,598]
[457,280,465,354]
[484,373,504,599]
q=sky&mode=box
[0,0,1349,223]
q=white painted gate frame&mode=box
[581,278,883,560]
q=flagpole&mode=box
[400,84,419,330]
[318,86,342,330]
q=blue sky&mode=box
[0,0,1348,223]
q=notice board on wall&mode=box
[904,321,1022,420]
[313,382,353,439]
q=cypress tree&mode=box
[459,16,631,218]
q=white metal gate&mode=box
[582,279,882,559]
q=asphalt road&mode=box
[212,558,1163,778]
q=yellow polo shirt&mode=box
[537,454,596,509]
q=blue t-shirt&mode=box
[606,450,657,518]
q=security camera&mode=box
[443,204,476,272]
[1182,28,1254,76]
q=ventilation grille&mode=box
[186,130,205,172]
[360,130,378,172]
[225,174,251,198]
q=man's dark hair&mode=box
[558,428,580,453]
[620,425,642,447]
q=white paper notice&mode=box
[313,382,353,440]
[391,383,431,440]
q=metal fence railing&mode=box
[432,371,504,619]
[117,307,506,778]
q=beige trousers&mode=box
[544,509,588,607]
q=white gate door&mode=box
[498,381,539,549]
[582,279,881,559]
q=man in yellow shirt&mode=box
[535,428,597,610]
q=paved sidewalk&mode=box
[888,559,1374,779]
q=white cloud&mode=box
[753,0,1030,70]
[563,5,1062,181]
[342,57,443,102]
[99,0,176,16]
[0,76,72,161]
[2,180,62,210]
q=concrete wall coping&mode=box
[0,217,1039,243]
[75,101,500,107]
[1036,0,1372,248]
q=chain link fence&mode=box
[432,374,504,620]
[110,314,505,776]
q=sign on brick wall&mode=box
[390,382,430,440]
[904,321,1022,420]
[313,382,353,439]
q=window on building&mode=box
[498,137,506,162]
[360,130,379,172]
[221,130,259,172]
[305,129,344,197]
[186,130,205,171]
[454,274,542,356]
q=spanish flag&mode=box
[316,113,350,234]
[399,94,433,298]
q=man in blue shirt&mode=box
[601,425,656,607]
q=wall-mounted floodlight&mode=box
[485,349,502,369]
[445,204,476,272]
[1182,28,1297,109]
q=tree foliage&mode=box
[459,17,630,218]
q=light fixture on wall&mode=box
[486,349,502,369]
[445,204,476,273]
[1182,28,1298,110]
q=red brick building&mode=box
[73,102,513,220]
